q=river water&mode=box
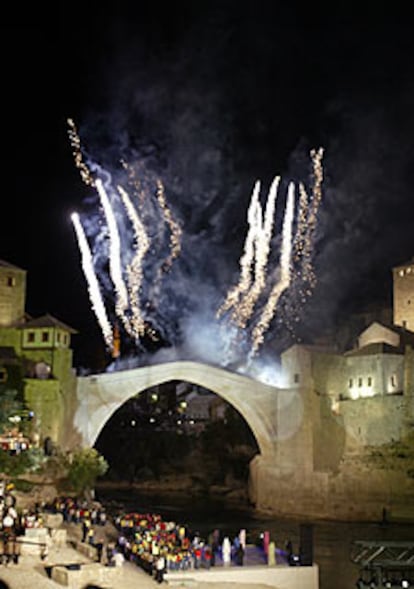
[96,487,414,589]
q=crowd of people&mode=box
[0,481,49,566]
[0,488,292,582]
[41,495,255,582]
[112,511,247,583]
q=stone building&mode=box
[393,257,414,331]
[0,259,77,447]
[258,259,414,521]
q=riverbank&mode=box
[95,477,250,506]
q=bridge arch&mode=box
[74,361,280,459]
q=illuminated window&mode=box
[367,377,372,386]
[399,270,405,277]
[28,332,35,343]
[42,331,49,342]
[349,378,353,388]
[294,373,300,384]
[358,378,363,387]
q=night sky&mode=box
[2,3,414,370]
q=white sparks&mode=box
[117,185,150,338]
[95,178,131,335]
[251,182,295,354]
[71,213,113,348]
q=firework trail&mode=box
[301,147,324,290]
[71,213,113,349]
[120,161,182,303]
[69,115,324,366]
[67,118,95,187]
[156,179,182,271]
[117,185,149,338]
[95,178,131,335]
[234,175,280,327]
[281,148,324,336]
[217,180,261,319]
[69,119,183,352]
[251,181,296,355]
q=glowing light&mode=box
[217,180,261,319]
[235,176,280,327]
[276,148,325,338]
[69,116,325,368]
[95,178,131,335]
[299,148,324,291]
[67,118,95,186]
[251,182,295,354]
[117,184,149,338]
[71,212,113,348]
[156,180,182,271]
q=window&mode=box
[0,368,7,383]
[6,276,15,287]
[349,378,353,388]
[42,331,49,343]
[391,374,396,387]
[403,320,407,328]
[27,332,35,343]
[358,378,363,387]
[64,334,68,345]
[294,373,300,384]
[56,332,61,343]
[408,300,412,305]
[367,377,372,387]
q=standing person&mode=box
[239,528,247,550]
[235,543,245,566]
[155,554,166,583]
[263,531,270,556]
[203,545,213,569]
[82,519,90,543]
[285,539,293,565]
[268,541,276,566]
[222,536,232,566]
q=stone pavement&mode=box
[0,537,161,589]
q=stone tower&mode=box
[0,259,26,327]
[393,258,414,331]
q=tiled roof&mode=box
[345,342,403,356]
[21,313,78,334]
[0,259,25,272]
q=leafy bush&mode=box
[66,447,108,497]
[0,447,45,477]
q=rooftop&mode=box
[21,313,78,334]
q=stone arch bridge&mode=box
[61,360,321,518]
[58,359,414,522]
[72,361,286,459]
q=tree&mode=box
[66,447,108,497]
[0,389,23,433]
